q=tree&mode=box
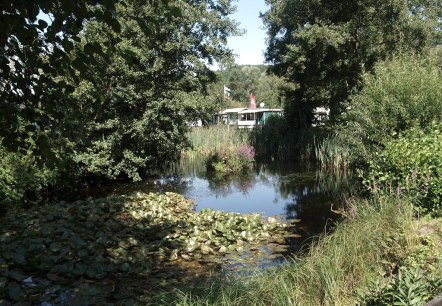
[0,0,120,159]
[0,1,121,206]
[72,0,239,180]
[218,65,288,108]
[341,54,442,161]
[262,0,442,126]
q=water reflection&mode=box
[100,158,354,255]
[107,159,354,222]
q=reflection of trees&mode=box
[204,171,257,197]
[285,193,336,231]
[275,168,355,252]
[284,192,339,253]
[316,169,358,197]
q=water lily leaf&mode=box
[73,262,87,276]
[128,237,139,246]
[50,242,62,253]
[120,262,130,272]
[227,244,237,251]
[181,254,192,260]
[218,246,227,254]
[285,233,302,238]
[11,247,27,265]
[7,270,26,282]
[77,249,89,258]
[8,283,25,301]
[169,250,179,261]
[70,236,87,248]
[45,284,61,295]
[86,268,98,278]
[200,245,213,255]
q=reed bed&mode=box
[315,136,351,171]
[184,126,251,158]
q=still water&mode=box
[104,161,354,252]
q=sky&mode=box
[227,0,269,66]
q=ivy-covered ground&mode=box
[0,192,294,304]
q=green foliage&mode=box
[0,0,119,161]
[365,122,442,214]
[343,54,442,159]
[357,267,442,306]
[0,147,58,209]
[219,65,288,108]
[262,0,441,124]
[206,144,255,175]
[0,0,239,205]
[0,192,291,304]
[71,0,239,180]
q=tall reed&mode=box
[184,126,251,158]
[250,118,317,162]
[315,136,351,171]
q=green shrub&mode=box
[357,267,442,306]
[365,122,442,214]
[206,145,255,175]
[0,147,59,210]
[341,54,442,164]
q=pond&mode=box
[100,160,354,268]
[0,160,355,305]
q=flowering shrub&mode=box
[236,144,256,160]
[206,144,255,175]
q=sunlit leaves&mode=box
[262,0,441,123]
[71,0,239,179]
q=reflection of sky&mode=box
[115,163,345,223]
[184,176,290,217]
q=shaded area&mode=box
[0,194,210,304]
[0,192,292,304]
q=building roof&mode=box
[220,108,247,114]
[238,108,283,114]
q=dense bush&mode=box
[358,267,442,306]
[365,123,442,214]
[341,54,442,164]
[0,148,59,209]
[206,144,255,175]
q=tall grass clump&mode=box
[184,125,251,158]
[314,136,351,171]
[173,196,415,305]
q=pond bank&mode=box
[172,196,442,306]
